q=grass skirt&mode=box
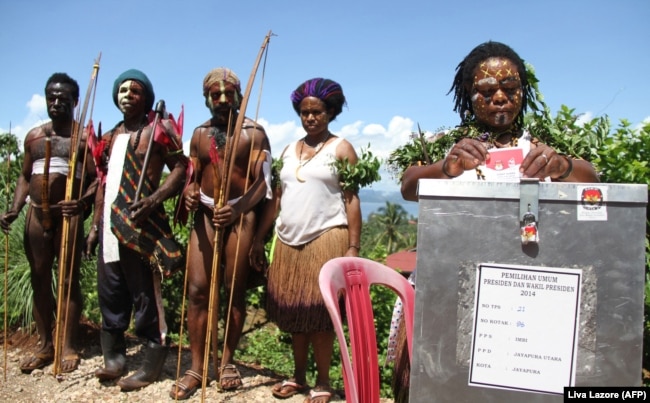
[266,226,348,333]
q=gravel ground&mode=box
[0,325,394,402]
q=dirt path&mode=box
[0,323,393,402]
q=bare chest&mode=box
[30,135,73,161]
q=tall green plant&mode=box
[591,119,650,382]
[1,212,33,329]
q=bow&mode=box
[53,53,101,377]
[201,30,273,400]
[3,122,12,381]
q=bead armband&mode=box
[557,155,573,180]
[349,245,360,251]
[442,159,460,178]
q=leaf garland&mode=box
[386,63,609,182]
[270,144,382,193]
[331,145,382,192]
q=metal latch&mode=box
[520,178,540,245]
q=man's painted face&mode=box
[470,57,523,130]
[45,83,77,122]
[206,81,240,121]
[299,97,331,136]
[117,80,146,117]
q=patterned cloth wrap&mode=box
[110,139,184,274]
[386,272,416,364]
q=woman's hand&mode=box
[520,144,572,180]
[442,138,489,178]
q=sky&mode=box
[1,0,649,196]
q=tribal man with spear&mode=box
[169,66,271,400]
[87,69,186,392]
[0,72,98,374]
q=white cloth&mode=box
[199,189,241,208]
[102,133,129,263]
[276,138,347,246]
[32,157,83,178]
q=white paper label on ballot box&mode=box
[469,263,582,395]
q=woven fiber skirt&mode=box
[266,226,348,333]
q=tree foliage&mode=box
[1,110,649,393]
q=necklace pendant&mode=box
[295,165,306,183]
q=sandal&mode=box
[304,386,332,403]
[20,350,54,374]
[60,353,81,374]
[169,369,203,400]
[272,378,308,399]
[219,364,243,391]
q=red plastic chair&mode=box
[319,257,415,403]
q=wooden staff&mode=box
[3,122,12,382]
[52,54,101,376]
[173,157,199,401]
[200,31,272,401]
[41,133,52,237]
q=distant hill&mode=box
[359,187,419,220]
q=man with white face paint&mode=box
[169,67,271,399]
[88,69,186,391]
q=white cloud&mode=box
[361,123,385,136]
[339,120,363,137]
[260,118,303,157]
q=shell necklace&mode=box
[295,132,330,183]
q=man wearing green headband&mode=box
[87,68,187,392]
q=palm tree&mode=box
[370,201,412,254]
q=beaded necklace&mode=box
[295,132,331,182]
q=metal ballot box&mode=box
[409,179,647,403]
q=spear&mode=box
[201,30,272,401]
[53,54,101,377]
